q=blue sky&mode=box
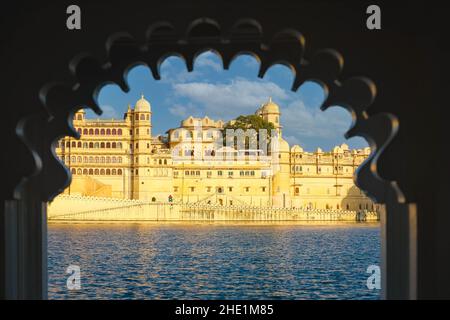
[93,51,367,151]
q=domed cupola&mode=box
[258,97,282,136]
[134,94,151,112]
[261,97,280,114]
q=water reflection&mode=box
[48,222,380,300]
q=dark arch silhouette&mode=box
[2,1,447,300]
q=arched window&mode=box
[77,168,82,175]
[146,114,149,121]
[83,129,88,135]
[112,156,116,163]
[135,143,138,149]
[77,141,82,148]
[100,129,105,135]
[117,142,122,149]
[106,129,111,135]
[77,156,82,163]
[140,114,145,120]
[89,142,93,148]
[71,168,76,174]
[118,169,123,175]
[106,157,111,163]
[159,159,162,165]
[88,169,93,175]
[95,156,99,163]
[77,114,82,121]
[84,156,88,163]
[94,142,99,148]
[89,156,93,163]
[83,169,88,175]
[71,141,76,148]
[118,157,122,163]
[164,159,167,165]
[112,169,116,175]
[94,128,99,135]
[112,128,116,135]
[83,142,88,148]
[117,129,122,135]
[100,142,105,148]
[66,141,70,148]
[100,157,105,163]
[106,169,111,175]
[136,129,139,135]
[71,156,76,163]
[94,169,99,175]
[112,142,116,148]
[100,169,105,175]
[77,128,82,135]
[106,142,111,148]
[89,129,94,135]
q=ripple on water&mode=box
[48,223,380,300]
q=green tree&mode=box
[222,115,275,149]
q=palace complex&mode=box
[55,95,374,210]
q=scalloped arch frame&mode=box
[30,18,404,207]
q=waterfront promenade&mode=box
[48,195,379,222]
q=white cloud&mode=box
[194,52,222,72]
[159,51,222,84]
[281,100,351,138]
[282,101,353,147]
[99,105,119,119]
[283,135,303,147]
[168,104,188,117]
[172,78,289,119]
[168,103,200,118]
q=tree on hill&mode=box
[221,115,275,149]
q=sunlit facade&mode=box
[55,96,374,210]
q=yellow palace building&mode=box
[55,95,374,211]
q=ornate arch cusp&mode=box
[31,18,403,204]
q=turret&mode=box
[270,136,291,207]
[131,95,153,199]
[258,97,282,137]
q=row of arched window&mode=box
[61,155,123,164]
[71,168,123,175]
[59,141,123,149]
[76,128,123,136]
[129,114,150,121]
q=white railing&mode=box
[48,195,379,222]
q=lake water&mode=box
[48,222,381,300]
